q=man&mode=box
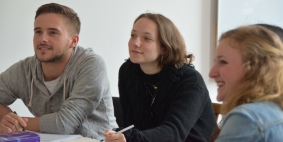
[0,3,117,139]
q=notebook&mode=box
[0,131,40,142]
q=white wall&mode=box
[217,0,283,40]
[0,0,218,117]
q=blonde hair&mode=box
[220,25,283,114]
[211,25,283,142]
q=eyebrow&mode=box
[217,55,224,59]
[213,55,224,62]
[34,27,60,31]
[131,30,154,36]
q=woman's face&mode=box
[209,38,246,101]
[128,17,162,67]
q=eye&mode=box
[34,30,42,34]
[50,31,58,35]
[130,34,136,38]
[144,37,152,41]
[220,60,227,64]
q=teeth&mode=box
[217,82,224,87]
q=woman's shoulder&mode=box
[170,64,206,86]
[182,64,202,77]
[119,59,141,81]
[218,102,283,142]
[229,101,282,116]
[120,59,138,70]
[225,101,283,127]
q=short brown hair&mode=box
[134,13,194,68]
[35,3,80,35]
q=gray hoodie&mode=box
[0,46,118,139]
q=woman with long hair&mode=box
[104,12,217,142]
[209,25,283,141]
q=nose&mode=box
[209,64,218,78]
[133,38,141,47]
[36,32,48,43]
[41,33,48,43]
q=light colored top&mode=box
[44,75,61,94]
[0,46,118,139]
[216,101,283,142]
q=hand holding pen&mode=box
[0,111,27,133]
[13,111,25,131]
[103,125,134,142]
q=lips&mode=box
[37,44,51,50]
[38,47,51,50]
[131,50,142,54]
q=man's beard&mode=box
[35,44,69,63]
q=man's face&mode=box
[33,13,75,63]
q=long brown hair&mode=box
[134,13,194,68]
[211,25,283,141]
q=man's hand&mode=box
[0,112,28,133]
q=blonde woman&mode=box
[209,25,283,141]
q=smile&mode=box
[216,82,224,87]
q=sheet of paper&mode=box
[28,131,82,142]
[63,137,101,142]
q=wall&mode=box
[0,0,218,117]
[217,0,283,39]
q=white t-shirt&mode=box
[44,76,62,94]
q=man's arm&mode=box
[25,117,41,132]
[0,104,28,133]
[0,104,40,132]
[0,105,12,120]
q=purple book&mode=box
[0,131,40,142]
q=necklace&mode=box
[144,83,158,106]
[142,77,159,90]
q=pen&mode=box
[100,125,134,142]
[13,111,25,131]
[115,125,134,134]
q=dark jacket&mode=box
[118,59,217,142]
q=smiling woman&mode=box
[210,25,283,142]
[209,38,246,101]
[128,17,161,71]
[103,12,217,142]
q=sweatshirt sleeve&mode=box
[40,53,111,134]
[0,61,24,106]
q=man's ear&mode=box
[70,34,79,48]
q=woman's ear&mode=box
[161,47,167,55]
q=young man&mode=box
[0,3,117,139]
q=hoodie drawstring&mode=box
[28,77,34,107]
[28,75,66,107]
[63,75,66,101]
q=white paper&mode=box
[63,137,101,142]
[28,131,82,142]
